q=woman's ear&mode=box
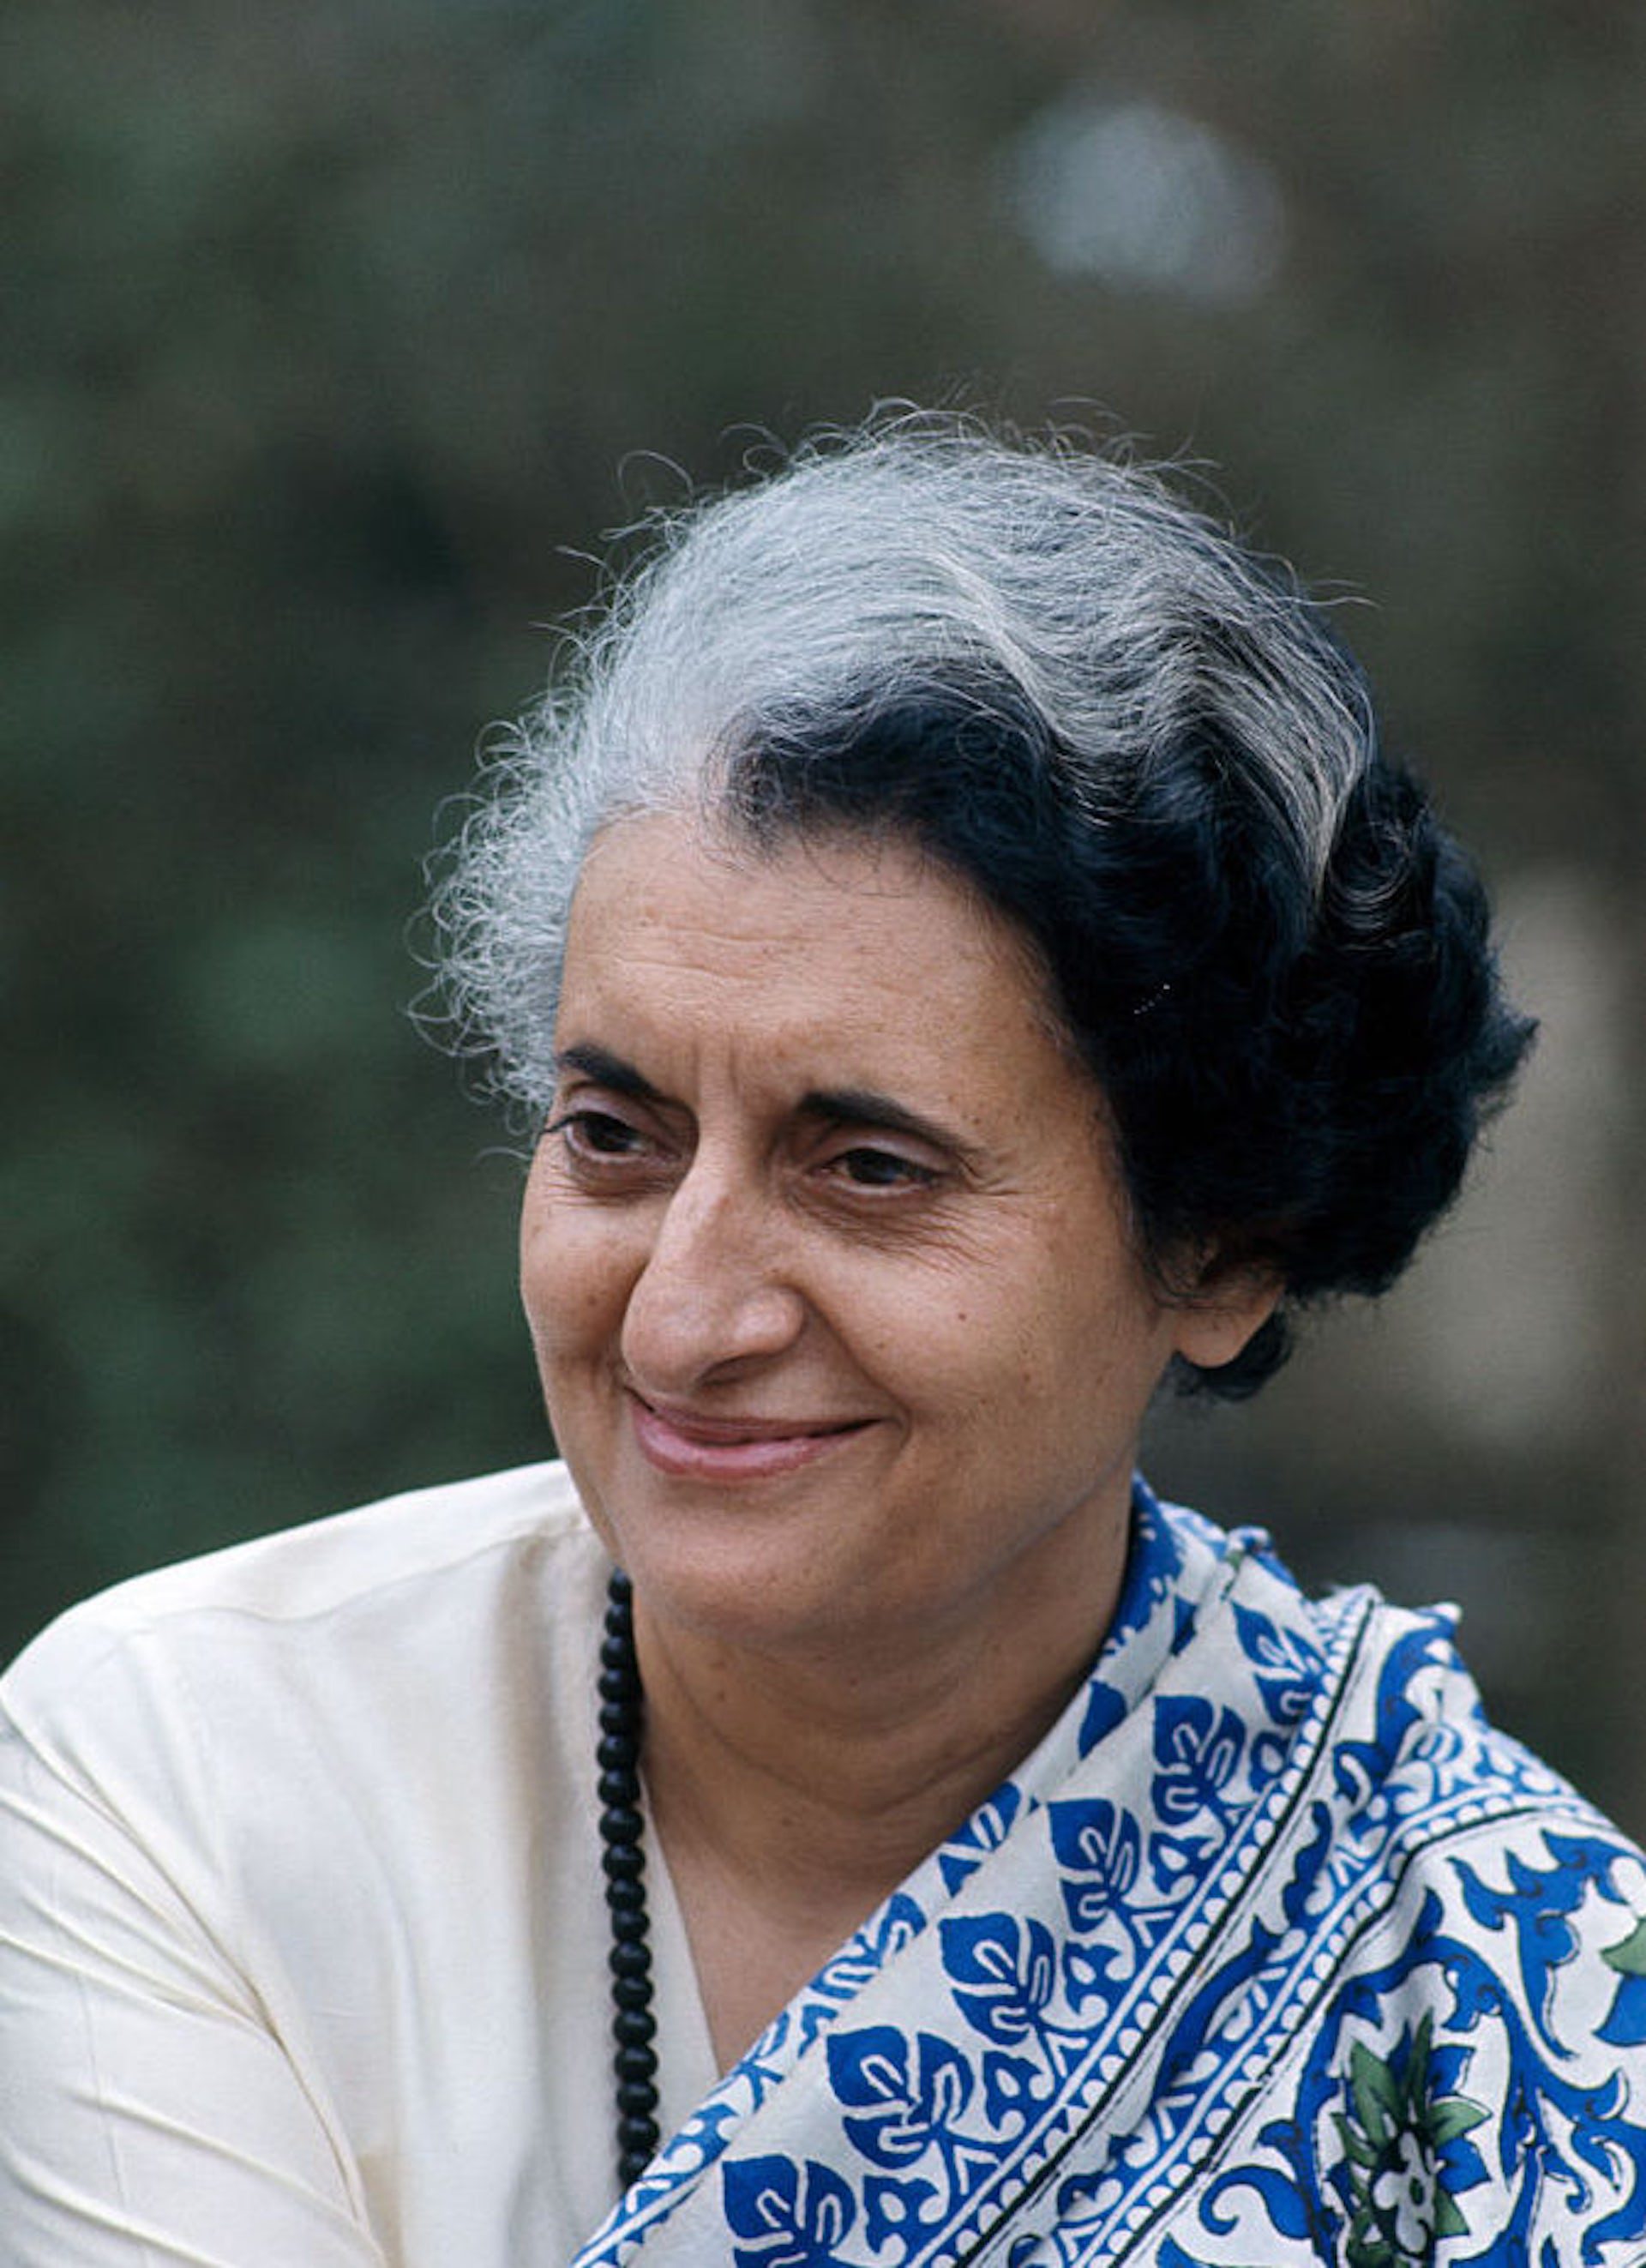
[1165,1260,1284,1373]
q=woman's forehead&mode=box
[566,812,1028,992]
[556,812,1078,1110]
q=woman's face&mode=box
[521,812,1266,1663]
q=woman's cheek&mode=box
[533,1208,656,1353]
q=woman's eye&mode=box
[548,1109,649,1161]
[832,1146,939,1191]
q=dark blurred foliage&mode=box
[4,1,1643,1820]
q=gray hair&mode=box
[428,412,1373,1118]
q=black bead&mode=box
[599,1567,660,2190]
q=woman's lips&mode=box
[627,1395,871,1481]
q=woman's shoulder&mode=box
[1,1459,602,1758]
[0,1463,620,2261]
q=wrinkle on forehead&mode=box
[571,809,1066,1039]
[562,819,1032,1089]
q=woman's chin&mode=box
[554,1427,860,1638]
[627,1530,867,1660]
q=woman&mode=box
[4,417,1643,2265]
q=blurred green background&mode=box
[6,2,1643,1827]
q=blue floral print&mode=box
[573,1484,1646,2265]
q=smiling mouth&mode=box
[626,1394,871,1480]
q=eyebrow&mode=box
[552,1044,668,1106]
[796,1085,980,1164]
[554,1049,981,1167]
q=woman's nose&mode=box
[619,1163,806,1395]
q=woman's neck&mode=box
[633,1542,1126,2066]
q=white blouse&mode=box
[0,1462,718,2266]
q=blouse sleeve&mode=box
[0,1712,387,2267]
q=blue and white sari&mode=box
[574,1483,1646,2265]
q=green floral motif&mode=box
[1333,2014,1487,2265]
[1599,1916,1646,2046]
[1602,1916,1646,1977]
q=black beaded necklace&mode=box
[598,1568,663,2187]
